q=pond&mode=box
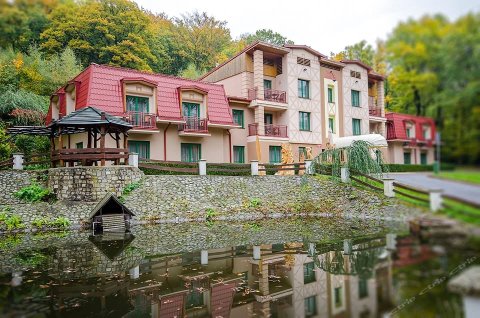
[0,217,478,317]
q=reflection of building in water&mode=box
[3,235,395,318]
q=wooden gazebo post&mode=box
[58,127,64,167]
[123,132,128,165]
[100,112,106,167]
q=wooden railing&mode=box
[51,148,129,164]
[247,88,287,103]
[139,159,252,175]
[248,123,288,138]
[178,116,208,133]
[259,163,306,174]
[121,111,157,129]
[368,96,376,107]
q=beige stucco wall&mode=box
[342,64,370,136]
[387,142,435,164]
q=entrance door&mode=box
[264,113,273,125]
[420,152,427,165]
[182,102,200,118]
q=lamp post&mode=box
[434,132,441,174]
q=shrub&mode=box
[31,218,48,228]
[123,182,140,196]
[14,182,52,202]
[249,198,262,208]
[383,163,455,173]
[4,214,23,230]
[51,217,71,229]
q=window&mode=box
[405,122,415,138]
[334,287,343,308]
[269,146,281,163]
[181,143,201,162]
[328,117,335,133]
[75,142,83,149]
[263,79,272,89]
[359,279,368,298]
[350,70,361,78]
[404,152,411,164]
[128,141,150,160]
[303,262,315,284]
[297,57,311,67]
[351,90,360,107]
[352,118,361,136]
[299,112,311,131]
[263,57,274,66]
[328,85,334,103]
[233,146,245,163]
[182,102,200,118]
[126,95,149,113]
[421,152,427,165]
[299,146,307,161]
[423,126,431,139]
[264,113,273,125]
[304,296,317,317]
[232,109,244,128]
[298,79,310,99]
[406,127,411,138]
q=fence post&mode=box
[305,160,313,175]
[128,153,139,167]
[129,266,140,279]
[253,245,261,260]
[429,189,443,212]
[340,167,349,183]
[251,160,259,176]
[383,178,395,197]
[12,153,24,170]
[201,250,208,265]
[198,159,207,176]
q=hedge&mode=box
[383,163,455,172]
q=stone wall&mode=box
[48,166,143,201]
[0,170,47,205]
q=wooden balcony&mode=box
[248,123,288,138]
[248,88,287,104]
[178,116,209,134]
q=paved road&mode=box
[387,172,480,205]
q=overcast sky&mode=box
[134,0,479,55]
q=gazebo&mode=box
[8,107,132,167]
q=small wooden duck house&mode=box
[90,193,134,233]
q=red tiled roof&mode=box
[284,44,327,58]
[341,59,373,71]
[386,112,436,141]
[48,64,234,125]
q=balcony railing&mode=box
[178,116,208,133]
[368,96,376,107]
[247,88,287,104]
[121,111,157,129]
[369,107,383,117]
[248,123,288,138]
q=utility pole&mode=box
[434,132,441,174]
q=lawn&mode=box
[436,169,480,185]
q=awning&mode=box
[333,134,388,149]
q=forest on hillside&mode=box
[0,0,479,164]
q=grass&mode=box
[435,169,480,185]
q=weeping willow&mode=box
[312,140,388,178]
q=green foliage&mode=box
[51,217,70,229]
[205,208,217,226]
[14,135,50,158]
[14,182,52,203]
[123,182,140,196]
[384,163,455,172]
[331,40,375,66]
[0,123,12,160]
[248,198,262,208]
[240,29,294,46]
[31,216,71,229]
[14,250,47,267]
[2,214,24,231]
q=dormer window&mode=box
[422,125,431,139]
[122,78,157,115]
[65,83,76,115]
[405,121,415,138]
[126,95,149,113]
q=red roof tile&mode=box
[386,112,436,141]
[48,64,234,125]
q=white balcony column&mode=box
[128,153,139,167]
[429,189,443,212]
[251,160,259,176]
[12,153,24,170]
[129,265,140,279]
[340,167,349,183]
[201,250,208,265]
[383,178,395,197]
[198,159,207,176]
[253,49,264,100]
[305,160,313,175]
[253,245,261,260]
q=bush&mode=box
[14,182,52,202]
[383,163,455,172]
[122,182,140,195]
[3,214,24,231]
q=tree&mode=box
[240,29,293,46]
[331,40,375,67]
[173,11,232,72]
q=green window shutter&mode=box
[404,152,411,164]
[359,279,368,298]
[263,79,272,89]
[421,152,427,165]
[304,296,317,317]
[269,146,281,163]
[352,119,361,135]
[351,90,360,107]
[328,117,335,133]
[298,79,309,98]
[128,141,150,159]
[232,109,244,128]
[181,143,201,162]
[233,146,245,163]
[299,112,311,131]
[303,262,315,284]
[328,86,334,103]
[126,95,149,112]
[182,102,200,118]
[76,142,83,149]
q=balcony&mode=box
[121,111,157,130]
[178,116,209,135]
[248,123,288,138]
[369,107,383,117]
[248,88,287,104]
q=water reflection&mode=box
[0,218,477,317]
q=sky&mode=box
[134,0,480,55]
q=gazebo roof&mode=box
[49,106,132,129]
